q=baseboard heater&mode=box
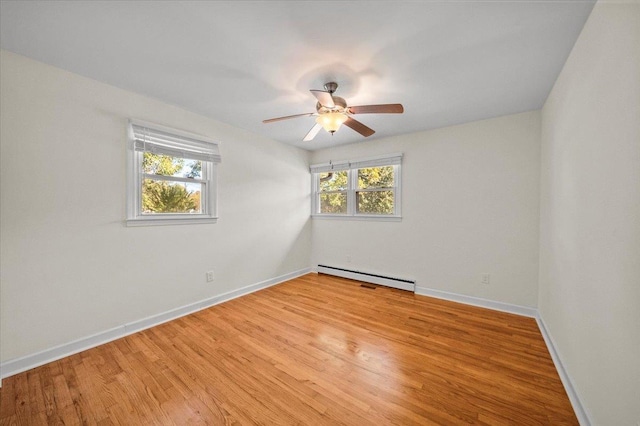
[317,265,416,292]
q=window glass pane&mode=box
[358,166,394,189]
[143,152,202,179]
[357,191,394,215]
[142,179,202,214]
[319,171,348,192]
[319,192,347,214]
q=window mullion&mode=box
[348,168,357,215]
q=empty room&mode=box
[0,1,638,425]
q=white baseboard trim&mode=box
[1,267,312,379]
[414,285,590,426]
[414,286,538,318]
[535,315,592,426]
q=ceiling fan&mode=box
[263,82,404,142]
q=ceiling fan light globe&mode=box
[316,112,348,134]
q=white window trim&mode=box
[126,119,220,227]
[310,153,402,221]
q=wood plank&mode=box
[0,273,578,424]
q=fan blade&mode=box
[310,90,335,108]
[303,123,323,142]
[263,113,314,124]
[348,104,404,114]
[343,117,375,137]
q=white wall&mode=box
[0,50,311,362]
[539,2,640,425]
[311,111,541,308]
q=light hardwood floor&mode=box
[0,273,577,425]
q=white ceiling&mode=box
[0,1,594,150]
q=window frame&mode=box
[126,119,220,227]
[310,153,402,221]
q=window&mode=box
[311,154,402,220]
[126,120,221,226]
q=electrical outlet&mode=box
[206,270,215,282]
[481,273,490,285]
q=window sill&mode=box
[126,216,218,227]
[311,214,402,222]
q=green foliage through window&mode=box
[319,192,347,214]
[319,171,348,191]
[142,153,202,214]
[358,166,394,189]
[357,166,394,215]
[318,171,348,214]
[357,191,394,214]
